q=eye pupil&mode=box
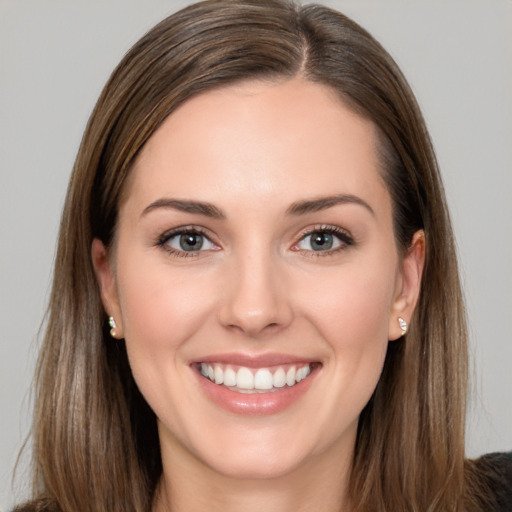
[311,232,333,251]
[179,233,203,251]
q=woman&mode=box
[13,1,511,511]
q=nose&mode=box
[218,249,293,338]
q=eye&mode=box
[294,226,353,254]
[158,228,218,256]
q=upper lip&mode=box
[190,352,319,368]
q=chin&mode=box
[204,448,306,481]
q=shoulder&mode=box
[473,451,512,512]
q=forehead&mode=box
[124,77,389,218]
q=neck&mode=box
[153,435,353,512]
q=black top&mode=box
[474,451,512,511]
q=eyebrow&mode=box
[141,194,374,220]
[286,194,375,216]
[141,198,226,219]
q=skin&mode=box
[92,77,425,512]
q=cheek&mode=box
[294,258,396,414]
[322,275,391,370]
[297,259,396,346]
[113,255,222,434]
[116,255,216,363]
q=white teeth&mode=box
[199,362,313,392]
[224,367,237,387]
[254,369,273,390]
[299,365,312,382]
[236,367,254,389]
[286,367,296,386]
[214,365,224,385]
[296,366,308,382]
[272,367,286,388]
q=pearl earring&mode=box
[398,317,408,336]
[109,316,118,338]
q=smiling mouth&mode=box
[197,362,316,393]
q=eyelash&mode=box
[292,225,354,258]
[156,226,217,259]
[155,224,354,259]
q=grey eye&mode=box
[180,233,204,251]
[297,231,342,252]
[166,232,216,252]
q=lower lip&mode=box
[194,365,319,416]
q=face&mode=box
[93,78,423,481]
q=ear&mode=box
[388,230,425,340]
[91,238,123,339]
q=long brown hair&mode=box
[18,1,482,510]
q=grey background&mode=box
[1,0,511,509]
